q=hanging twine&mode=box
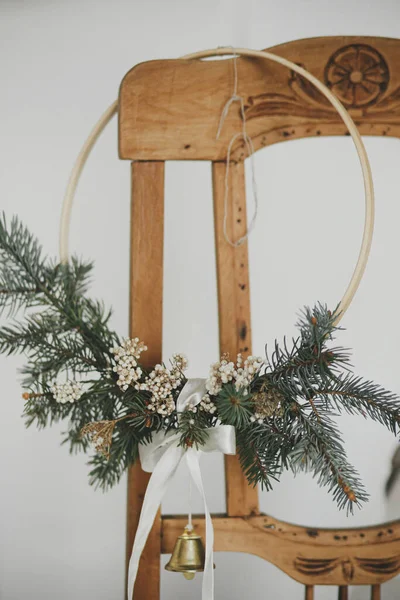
[186,476,193,531]
[216,51,259,248]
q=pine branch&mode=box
[179,409,211,449]
[316,374,400,434]
[297,302,342,349]
[0,312,100,373]
[236,424,289,490]
[216,384,253,428]
[0,214,47,291]
[23,378,118,431]
[0,214,117,364]
[291,409,369,512]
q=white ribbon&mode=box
[127,379,236,600]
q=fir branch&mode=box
[0,215,119,397]
[236,423,289,490]
[315,374,400,434]
[216,384,253,428]
[291,409,369,512]
[297,303,342,349]
[0,214,47,292]
[0,214,117,364]
[179,410,210,449]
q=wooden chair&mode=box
[119,36,400,599]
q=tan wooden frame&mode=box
[117,36,400,600]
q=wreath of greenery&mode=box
[1,214,399,513]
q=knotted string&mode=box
[215,47,241,141]
[216,50,259,248]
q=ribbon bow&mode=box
[127,378,236,600]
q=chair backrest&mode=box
[119,36,400,161]
[120,36,400,600]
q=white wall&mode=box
[1,1,400,598]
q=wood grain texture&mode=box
[119,36,400,161]
[126,161,165,599]
[161,514,400,586]
[212,161,259,517]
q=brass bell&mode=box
[165,526,207,580]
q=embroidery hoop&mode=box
[59,46,375,325]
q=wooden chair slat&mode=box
[162,514,400,586]
[371,584,381,600]
[338,586,349,600]
[126,161,165,599]
[212,160,259,517]
[305,584,314,599]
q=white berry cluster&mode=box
[51,381,83,404]
[206,353,264,396]
[136,353,188,416]
[110,338,147,391]
[199,394,217,414]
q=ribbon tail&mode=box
[127,444,184,600]
[186,449,214,600]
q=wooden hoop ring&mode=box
[59,47,375,325]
